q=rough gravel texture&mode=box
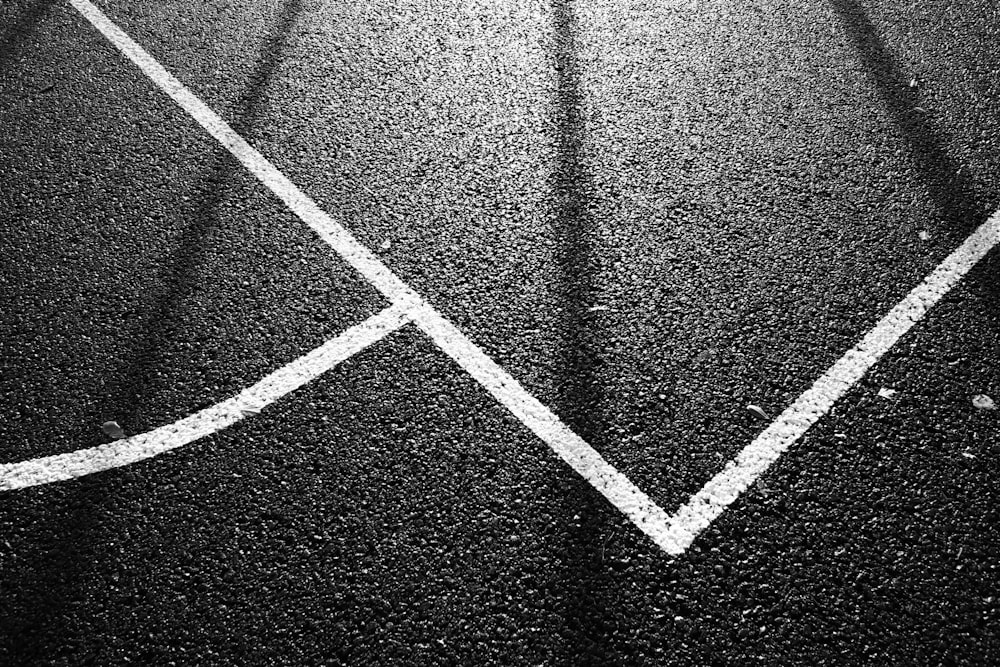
[2,0,998,664]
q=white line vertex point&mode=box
[62,0,1000,557]
[66,0,685,552]
[660,210,1000,553]
[0,303,412,491]
[410,304,683,553]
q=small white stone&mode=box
[972,394,996,410]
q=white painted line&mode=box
[0,303,412,491]
[67,0,685,551]
[410,304,681,553]
[659,210,1000,554]
[65,0,1000,557]
[68,0,419,310]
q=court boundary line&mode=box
[662,210,1000,552]
[7,0,994,558]
[57,0,681,553]
[0,303,413,491]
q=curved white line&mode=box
[0,304,412,491]
[65,0,683,552]
[65,0,1000,556]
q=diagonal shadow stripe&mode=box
[828,0,990,232]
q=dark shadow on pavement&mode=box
[228,0,303,139]
[550,1,619,663]
[0,0,55,71]
[103,0,304,429]
[3,3,304,663]
[0,2,105,662]
[2,480,113,664]
[828,0,991,233]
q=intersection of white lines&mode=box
[3,0,998,558]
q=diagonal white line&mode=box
[65,0,1000,557]
[0,302,413,491]
[66,0,678,550]
[69,0,416,308]
[659,211,1000,553]
[411,304,678,551]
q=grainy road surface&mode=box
[2,0,998,664]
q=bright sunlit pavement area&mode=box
[2,0,998,664]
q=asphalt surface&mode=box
[2,0,999,664]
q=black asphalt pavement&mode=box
[2,0,998,664]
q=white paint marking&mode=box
[410,304,680,553]
[62,0,1000,556]
[67,0,683,552]
[659,211,1000,554]
[68,0,418,309]
[0,304,412,491]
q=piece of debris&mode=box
[918,230,931,241]
[378,239,391,252]
[746,404,770,421]
[101,421,126,440]
[909,77,918,89]
[877,387,898,399]
[961,451,976,459]
[587,305,610,312]
[39,82,55,94]
[240,405,262,417]
[972,394,996,410]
